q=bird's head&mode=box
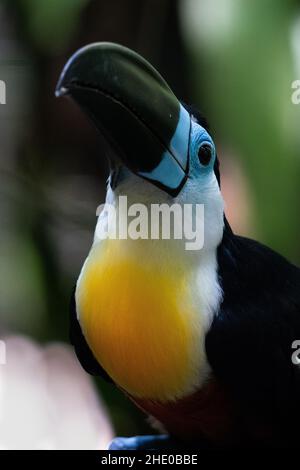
[56,43,224,253]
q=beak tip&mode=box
[55,85,68,98]
[55,67,72,97]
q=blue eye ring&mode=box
[198,143,213,166]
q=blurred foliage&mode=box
[16,0,89,52]
[0,0,299,438]
[181,0,300,261]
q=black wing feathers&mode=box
[206,230,300,443]
[70,286,113,382]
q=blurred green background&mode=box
[0,0,299,439]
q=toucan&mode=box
[56,43,300,449]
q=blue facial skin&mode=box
[110,109,216,196]
[139,149,186,191]
[138,104,191,191]
[168,104,191,171]
[188,120,216,183]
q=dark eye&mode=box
[198,144,212,166]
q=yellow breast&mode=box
[76,240,205,402]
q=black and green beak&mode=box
[56,42,191,196]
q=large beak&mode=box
[56,42,191,196]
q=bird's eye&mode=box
[198,144,212,166]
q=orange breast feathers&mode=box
[76,240,208,402]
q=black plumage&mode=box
[206,227,300,446]
[70,286,112,382]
